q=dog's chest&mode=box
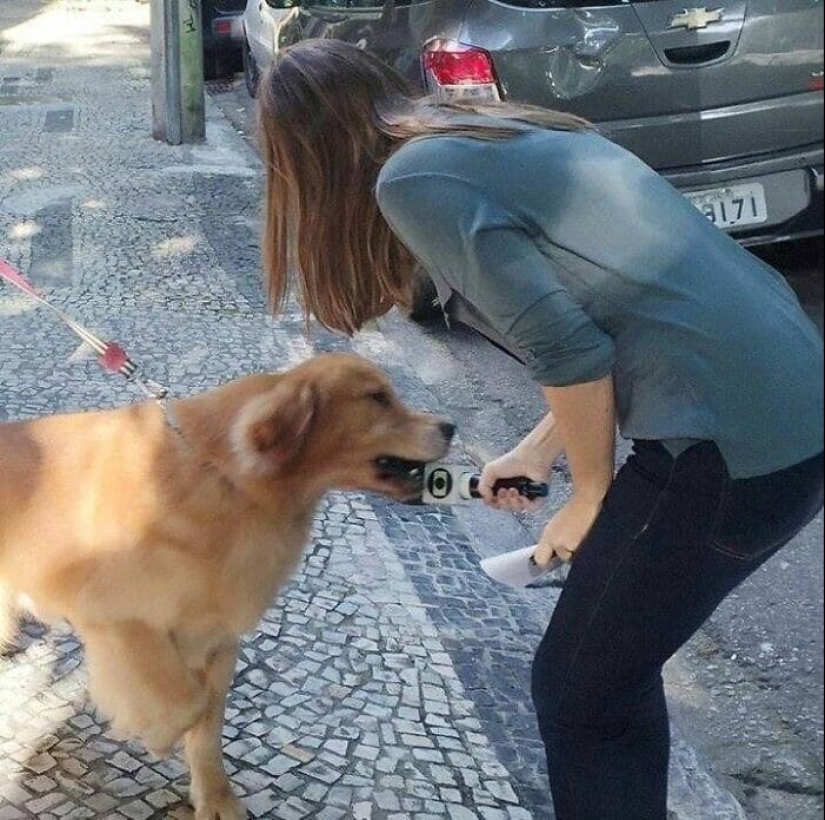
[219,517,311,634]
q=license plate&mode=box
[686,183,768,229]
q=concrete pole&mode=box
[151,0,205,144]
[178,0,206,142]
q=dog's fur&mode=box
[0,353,452,819]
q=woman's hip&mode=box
[532,442,823,712]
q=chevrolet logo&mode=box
[671,7,724,30]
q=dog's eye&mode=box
[369,390,392,408]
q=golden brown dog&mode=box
[0,353,453,819]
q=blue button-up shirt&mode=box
[376,126,823,478]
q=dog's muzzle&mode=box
[374,456,426,500]
[374,456,426,487]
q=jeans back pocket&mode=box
[709,453,824,562]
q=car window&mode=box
[266,0,298,7]
[492,0,628,7]
[302,0,386,6]
[300,0,430,9]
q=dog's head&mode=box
[230,354,454,501]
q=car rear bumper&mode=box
[662,145,824,246]
[598,92,823,171]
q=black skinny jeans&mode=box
[532,440,824,820]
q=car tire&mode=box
[244,40,260,98]
[204,50,224,81]
[408,271,444,324]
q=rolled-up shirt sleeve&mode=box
[376,170,615,386]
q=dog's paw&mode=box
[193,788,248,820]
[142,686,210,757]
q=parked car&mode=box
[242,0,298,97]
[249,1,824,327]
[265,0,822,250]
[202,0,246,79]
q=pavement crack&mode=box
[729,771,824,797]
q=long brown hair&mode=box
[257,38,591,335]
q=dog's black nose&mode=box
[439,422,456,441]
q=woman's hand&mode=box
[478,448,551,512]
[534,493,604,566]
[478,410,564,512]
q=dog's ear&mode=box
[234,380,319,473]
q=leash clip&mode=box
[128,371,182,434]
[130,372,170,402]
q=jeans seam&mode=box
[555,462,677,820]
[708,528,801,563]
[707,539,756,562]
[706,472,734,555]
[554,458,679,734]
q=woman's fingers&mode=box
[534,539,572,566]
[494,487,538,512]
[555,545,575,563]
[477,469,498,503]
[533,539,559,568]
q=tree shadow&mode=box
[0,0,54,44]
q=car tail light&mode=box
[811,74,824,92]
[214,19,233,37]
[422,40,501,101]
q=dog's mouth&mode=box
[373,456,427,500]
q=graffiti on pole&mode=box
[182,0,197,34]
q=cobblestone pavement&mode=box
[0,2,749,818]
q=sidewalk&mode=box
[0,2,747,818]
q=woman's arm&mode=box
[536,374,615,565]
[379,165,618,540]
[479,374,616,563]
[477,411,564,510]
[544,375,616,505]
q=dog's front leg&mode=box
[185,639,247,820]
[82,620,208,756]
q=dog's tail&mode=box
[0,585,18,652]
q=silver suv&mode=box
[252,0,823,246]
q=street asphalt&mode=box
[0,1,822,819]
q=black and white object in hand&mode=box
[419,463,549,506]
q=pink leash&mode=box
[0,257,170,403]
